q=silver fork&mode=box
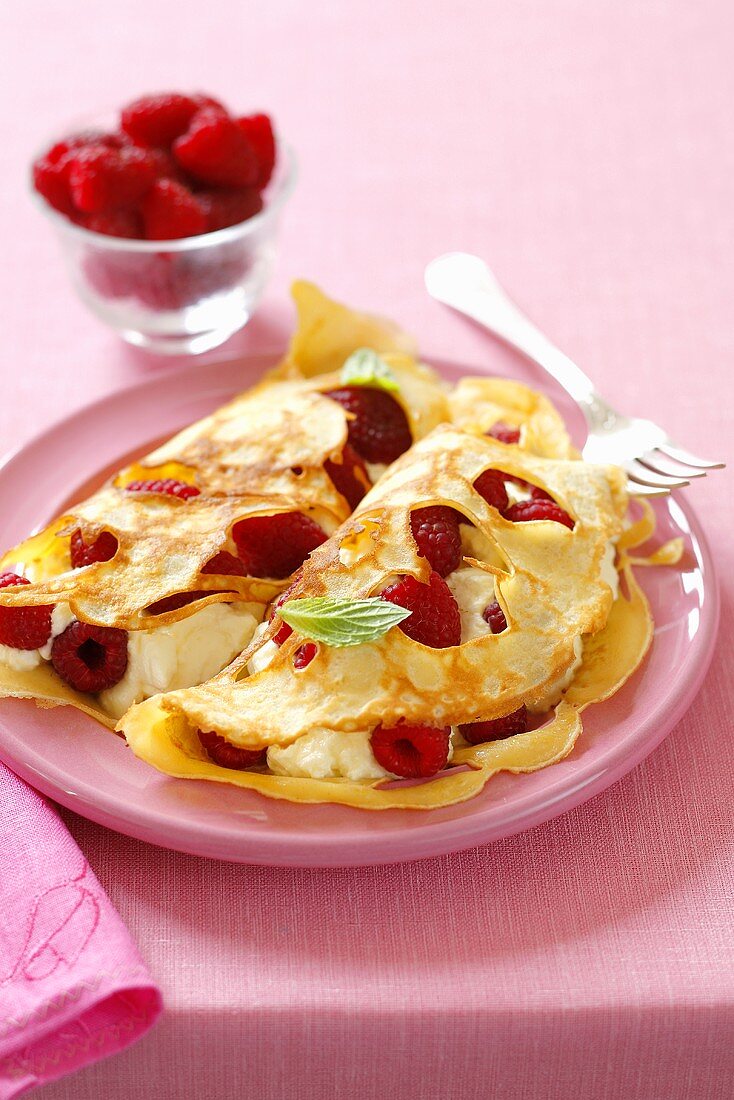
[425,252,723,496]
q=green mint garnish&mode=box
[340,348,400,393]
[278,596,411,647]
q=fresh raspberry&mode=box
[202,551,246,576]
[268,583,298,646]
[272,620,293,646]
[32,155,77,216]
[79,209,143,238]
[473,468,509,512]
[459,705,528,744]
[34,132,127,216]
[198,729,265,769]
[147,592,200,614]
[293,642,317,669]
[324,387,412,464]
[504,499,574,529]
[46,130,126,164]
[324,443,371,510]
[487,422,521,444]
[70,529,118,568]
[482,600,507,634]
[233,512,327,580]
[124,478,200,500]
[410,506,462,577]
[50,621,128,693]
[68,145,158,213]
[140,179,207,240]
[236,113,276,187]
[197,187,263,232]
[173,108,259,188]
[380,571,461,649]
[193,94,227,113]
[370,721,451,778]
[121,93,200,148]
[0,574,53,650]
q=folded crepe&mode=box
[121,417,680,810]
[0,283,449,726]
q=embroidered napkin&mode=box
[0,764,161,1098]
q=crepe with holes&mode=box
[0,284,449,726]
[120,428,680,809]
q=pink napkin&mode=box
[0,764,161,1098]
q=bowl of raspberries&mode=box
[31,92,296,355]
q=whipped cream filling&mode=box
[99,602,259,719]
[246,621,279,675]
[267,727,392,781]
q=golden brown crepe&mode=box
[120,425,681,810]
[0,283,449,725]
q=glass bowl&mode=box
[31,128,296,356]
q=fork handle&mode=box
[424,252,600,412]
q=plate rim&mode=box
[0,354,720,866]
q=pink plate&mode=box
[0,355,719,867]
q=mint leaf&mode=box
[340,348,400,392]
[279,596,411,647]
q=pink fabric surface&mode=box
[0,767,161,1098]
[1,1,733,1098]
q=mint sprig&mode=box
[340,348,400,393]
[278,596,411,647]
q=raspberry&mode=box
[121,93,200,148]
[482,600,507,634]
[381,571,461,649]
[47,131,126,164]
[202,551,246,576]
[410,506,462,577]
[272,620,293,646]
[197,187,263,232]
[124,478,200,500]
[370,721,451,778]
[233,512,327,580]
[140,179,207,240]
[193,94,227,113]
[51,621,128,693]
[198,729,265,769]
[324,387,412,464]
[459,705,528,745]
[79,209,143,238]
[268,582,298,645]
[293,642,317,669]
[504,499,574,529]
[473,469,509,512]
[236,114,276,187]
[0,573,53,650]
[173,108,259,188]
[324,443,371,510]
[68,145,158,213]
[70,529,118,568]
[487,422,521,444]
[32,155,76,216]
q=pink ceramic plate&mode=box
[0,356,719,867]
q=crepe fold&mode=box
[120,423,674,810]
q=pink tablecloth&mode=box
[2,2,733,1097]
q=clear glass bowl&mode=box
[32,133,296,355]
